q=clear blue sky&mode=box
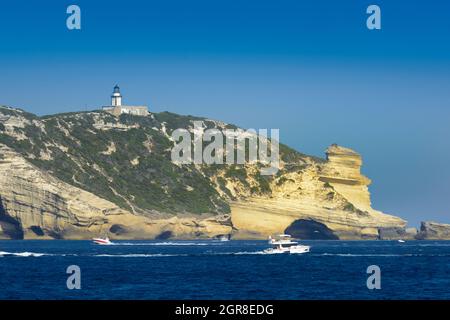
[1,0,449,226]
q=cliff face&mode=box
[378,227,418,240]
[0,143,231,240]
[320,144,372,212]
[0,106,407,239]
[417,221,450,240]
[230,145,405,240]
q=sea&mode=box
[0,240,449,300]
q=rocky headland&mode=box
[0,106,448,240]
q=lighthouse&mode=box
[102,85,149,117]
[111,85,122,106]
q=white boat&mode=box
[218,235,230,241]
[265,234,310,254]
[92,237,112,245]
[398,239,406,243]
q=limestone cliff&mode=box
[320,144,372,212]
[0,143,231,239]
[0,106,407,239]
[229,145,405,240]
[417,221,450,240]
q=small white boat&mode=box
[218,235,230,242]
[398,239,406,243]
[92,237,112,245]
[265,234,310,254]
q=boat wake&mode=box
[95,250,301,257]
[0,251,51,257]
[3,250,447,258]
[111,242,212,246]
[0,250,275,258]
[208,250,276,255]
[232,251,274,255]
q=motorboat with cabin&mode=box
[265,234,310,254]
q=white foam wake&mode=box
[0,251,49,257]
[208,251,272,256]
[232,251,273,255]
[93,253,188,257]
[111,242,210,246]
[95,251,273,257]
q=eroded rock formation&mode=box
[230,145,406,239]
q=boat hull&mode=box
[264,245,310,254]
[92,238,112,245]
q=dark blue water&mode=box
[1,240,449,299]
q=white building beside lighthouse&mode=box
[102,85,148,116]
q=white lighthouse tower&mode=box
[102,85,149,116]
[111,84,122,106]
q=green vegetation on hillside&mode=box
[0,108,318,216]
